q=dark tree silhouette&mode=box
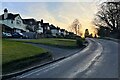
[84,29,89,38]
[89,33,93,38]
[93,1,120,38]
[94,34,97,38]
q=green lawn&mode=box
[2,39,52,74]
[15,38,78,48]
[2,39,47,64]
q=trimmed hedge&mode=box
[76,38,85,47]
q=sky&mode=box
[0,0,106,36]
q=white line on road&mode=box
[19,63,59,78]
[36,65,59,76]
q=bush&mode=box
[76,38,84,47]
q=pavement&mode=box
[13,38,119,78]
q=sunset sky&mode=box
[1,0,107,37]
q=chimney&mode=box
[4,8,8,19]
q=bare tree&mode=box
[94,1,120,29]
[93,1,120,38]
[69,19,81,35]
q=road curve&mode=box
[16,38,119,78]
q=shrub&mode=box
[76,38,84,47]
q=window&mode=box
[39,23,41,26]
[16,20,21,24]
[47,26,50,30]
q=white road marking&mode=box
[19,63,59,78]
[36,65,59,75]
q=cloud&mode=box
[25,3,70,28]
[25,2,99,35]
[55,2,98,32]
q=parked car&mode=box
[12,32,28,39]
[2,32,12,38]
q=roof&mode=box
[22,18,37,25]
[37,21,41,24]
[42,23,49,26]
[56,27,60,30]
[1,24,12,28]
[60,29,65,32]
[50,24,57,29]
[0,13,19,20]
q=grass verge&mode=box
[2,39,52,74]
[13,38,78,49]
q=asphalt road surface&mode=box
[29,43,82,60]
[16,38,119,78]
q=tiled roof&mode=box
[22,18,37,25]
[50,24,57,29]
[60,29,65,32]
[0,13,19,20]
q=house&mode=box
[36,21,43,34]
[0,8,27,33]
[22,18,37,32]
[50,24,58,37]
[22,19,45,38]
[40,19,52,38]
[40,19,50,34]
[68,32,75,38]
[60,29,66,37]
[56,26,60,35]
[65,30,69,36]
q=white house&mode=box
[50,24,59,37]
[0,9,27,33]
[22,19,44,34]
[36,21,43,34]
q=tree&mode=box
[69,19,82,35]
[94,34,97,38]
[93,1,120,38]
[97,27,111,37]
[89,33,93,38]
[84,29,89,38]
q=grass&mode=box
[2,39,47,64]
[2,39,52,74]
[14,38,78,48]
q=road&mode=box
[16,38,119,78]
[29,43,82,60]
